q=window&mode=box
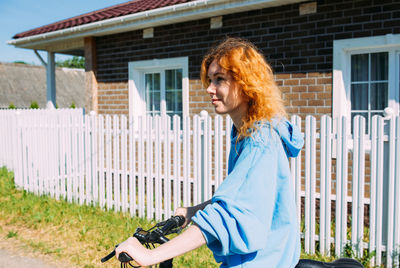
[333,34,400,134]
[129,57,188,121]
[350,52,388,132]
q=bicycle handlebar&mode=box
[101,215,185,266]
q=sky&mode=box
[0,0,126,65]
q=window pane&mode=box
[152,91,161,111]
[166,70,174,90]
[165,68,183,116]
[370,82,388,110]
[166,91,176,112]
[176,69,183,89]
[145,73,161,113]
[351,84,368,110]
[371,52,388,81]
[176,90,182,111]
[154,73,160,90]
[351,54,369,82]
[145,73,152,91]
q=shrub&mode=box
[8,103,16,109]
[30,101,39,109]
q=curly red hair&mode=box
[200,37,287,138]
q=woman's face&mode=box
[206,60,248,124]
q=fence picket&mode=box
[105,115,112,210]
[340,117,349,257]
[155,116,162,220]
[352,116,366,256]
[84,115,91,205]
[394,116,400,268]
[138,116,145,217]
[121,116,128,213]
[147,115,154,219]
[113,115,120,212]
[14,112,22,188]
[182,116,190,208]
[72,114,79,203]
[375,116,385,266]
[193,115,201,206]
[320,115,332,255]
[92,114,99,204]
[99,115,105,208]
[290,115,303,230]
[387,116,395,268]
[305,116,317,254]
[172,116,180,215]
[129,116,136,217]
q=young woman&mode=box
[115,37,304,267]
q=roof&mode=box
[13,0,195,39]
[0,62,85,109]
[9,0,305,52]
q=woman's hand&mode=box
[115,237,153,267]
[175,207,195,228]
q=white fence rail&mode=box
[0,109,399,267]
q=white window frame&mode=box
[128,57,189,119]
[333,34,400,133]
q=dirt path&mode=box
[0,236,71,268]
[0,247,56,268]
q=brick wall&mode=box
[98,82,129,115]
[276,72,332,121]
[189,79,215,116]
[94,0,400,116]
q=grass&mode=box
[0,167,216,267]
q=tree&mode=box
[56,56,85,69]
[13,61,27,64]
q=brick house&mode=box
[9,0,400,132]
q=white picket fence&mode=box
[0,109,400,267]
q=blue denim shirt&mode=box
[192,119,304,268]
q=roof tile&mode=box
[13,0,195,39]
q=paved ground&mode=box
[0,248,56,268]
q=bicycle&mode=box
[101,215,185,268]
[101,215,364,268]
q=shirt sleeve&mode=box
[192,140,279,256]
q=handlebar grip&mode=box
[118,252,133,262]
[160,215,185,234]
[175,215,185,226]
[101,249,115,263]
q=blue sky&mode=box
[0,0,126,65]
